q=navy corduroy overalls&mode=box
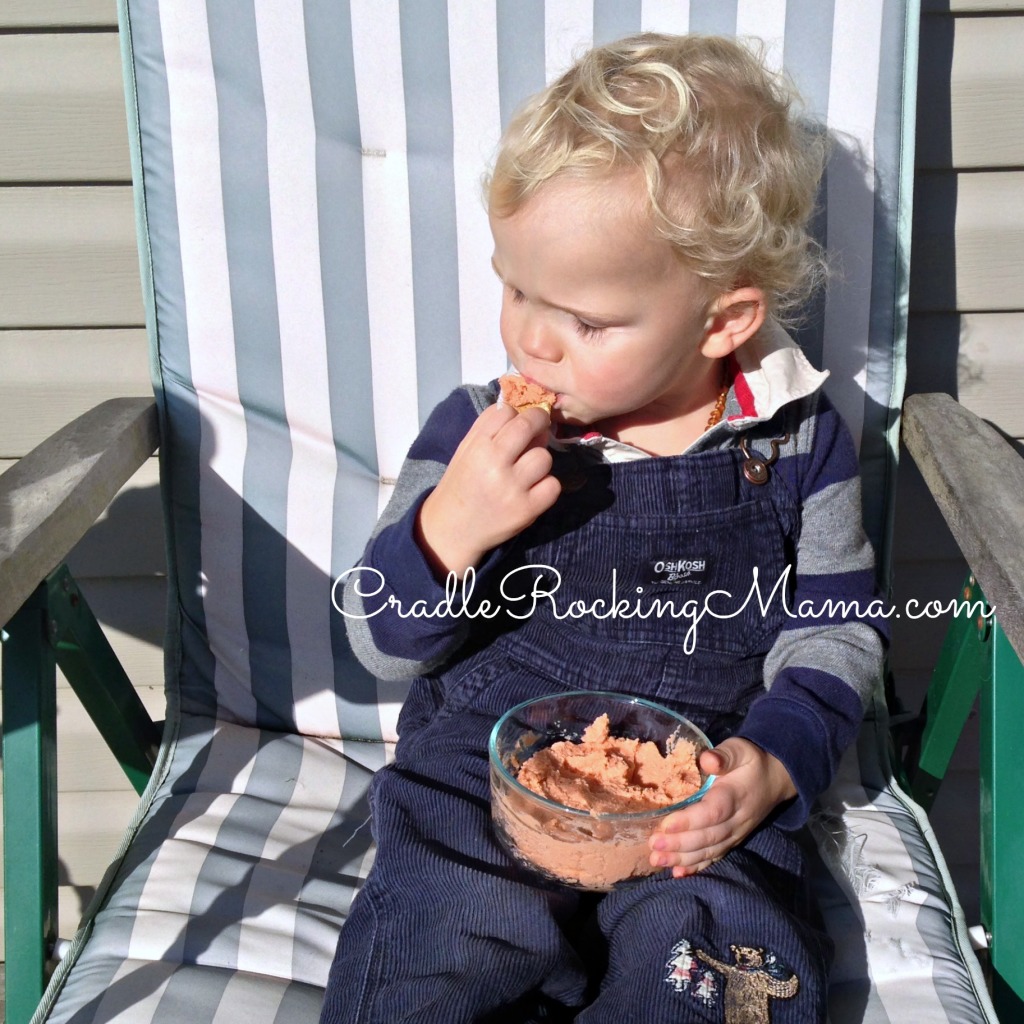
[322,435,833,1024]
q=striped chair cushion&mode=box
[42,724,382,1023]
[35,1,996,1021]
[128,0,912,742]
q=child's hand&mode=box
[648,737,797,877]
[416,403,561,578]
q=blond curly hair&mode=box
[486,34,828,321]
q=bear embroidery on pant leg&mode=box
[692,944,799,1024]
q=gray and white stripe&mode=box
[159,0,256,725]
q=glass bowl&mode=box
[489,690,714,891]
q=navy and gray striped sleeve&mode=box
[736,392,889,828]
[343,385,497,680]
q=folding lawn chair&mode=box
[0,0,1011,1021]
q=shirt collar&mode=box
[725,319,828,425]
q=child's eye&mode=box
[574,318,604,339]
[509,287,526,305]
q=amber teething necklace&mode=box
[704,362,729,432]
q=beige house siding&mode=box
[1,0,1021,963]
[0,8,159,959]
[2,3,118,30]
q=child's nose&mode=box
[517,314,561,362]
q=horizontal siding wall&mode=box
[0,32,131,181]
[0,187,142,328]
[892,2,1024,928]
[917,14,1024,168]
[0,3,117,29]
[0,7,159,961]
[0,330,149,454]
[912,172,1024,311]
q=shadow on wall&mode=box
[890,8,986,927]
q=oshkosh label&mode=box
[650,557,710,585]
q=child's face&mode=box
[490,171,720,440]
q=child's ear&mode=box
[699,287,767,358]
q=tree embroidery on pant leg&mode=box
[693,944,799,1024]
[664,939,719,1005]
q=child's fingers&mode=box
[666,843,727,877]
[490,410,558,513]
[650,829,734,874]
[478,403,549,446]
[651,818,733,858]
[698,745,734,777]
[515,405,553,434]
[652,792,736,844]
[656,781,737,836]
[463,404,539,460]
[648,780,754,870]
[513,445,556,493]
[671,857,719,878]
[526,472,562,516]
[670,824,744,872]
[471,401,518,436]
[645,741,796,878]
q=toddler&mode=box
[321,33,886,1024]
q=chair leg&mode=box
[982,621,1024,1016]
[2,583,58,1024]
[47,565,160,795]
[907,576,988,810]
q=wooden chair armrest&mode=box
[0,397,159,628]
[902,392,1024,663]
